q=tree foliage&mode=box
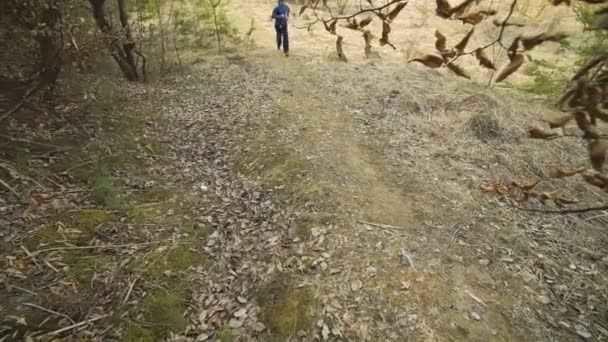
[0,0,240,122]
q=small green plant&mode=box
[336,0,351,15]
[519,69,566,96]
[573,2,608,64]
[143,290,187,336]
[205,0,238,51]
[219,327,234,342]
[91,176,125,210]
[171,0,238,49]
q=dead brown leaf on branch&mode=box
[428,0,608,213]
[299,0,608,213]
[298,0,408,57]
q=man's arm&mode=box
[271,7,278,19]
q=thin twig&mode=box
[450,0,520,65]
[585,212,608,221]
[0,133,62,149]
[11,285,39,296]
[0,81,42,122]
[122,276,140,304]
[20,245,40,267]
[446,224,466,250]
[0,177,20,198]
[401,248,417,271]
[0,162,47,191]
[513,204,608,214]
[32,241,159,255]
[44,260,60,273]
[41,315,107,337]
[464,289,488,307]
[357,220,406,231]
[59,160,95,175]
[23,303,75,324]
[327,0,405,21]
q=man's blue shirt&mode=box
[272,3,290,26]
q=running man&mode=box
[272,0,290,56]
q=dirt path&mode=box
[1,2,605,341]
[235,50,517,341]
[213,20,515,342]
[214,2,608,341]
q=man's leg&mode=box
[275,25,282,50]
[282,26,289,55]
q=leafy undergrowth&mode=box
[0,72,208,340]
[0,51,332,341]
[3,24,608,342]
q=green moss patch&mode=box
[128,203,164,223]
[72,210,116,236]
[140,187,175,202]
[219,327,235,342]
[25,210,116,249]
[62,251,115,283]
[123,323,156,342]
[142,290,187,336]
[91,176,126,210]
[132,245,205,282]
[258,276,316,337]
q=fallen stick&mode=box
[42,315,107,337]
[0,133,62,149]
[20,245,39,267]
[11,285,38,296]
[446,225,466,250]
[60,160,95,175]
[32,241,159,255]
[465,289,488,307]
[23,303,75,324]
[401,248,417,271]
[357,220,407,231]
[0,177,20,198]
[122,276,140,304]
[44,259,60,273]
[0,82,42,123]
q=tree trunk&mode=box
[37,2,63,90]
[117,0,138,75]
[336,35,348,62]
[155,0,166,74]
[191,0,202,46]
[89,0,139,81]
[211,2,221,52]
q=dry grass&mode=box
[466,112,505,141]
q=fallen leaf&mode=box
[228,318,243,328]
[528,126,559,140]
[322,322,330,340]
[547,113,573,128]
[351,279,363,292]
[234,308,247,318]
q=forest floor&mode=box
[1,0,608,341]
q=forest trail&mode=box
[213,1,606,340]
[203,4,542,340]
[236,54,526,340]
[2,0,606,340]
[230,0,420,225]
